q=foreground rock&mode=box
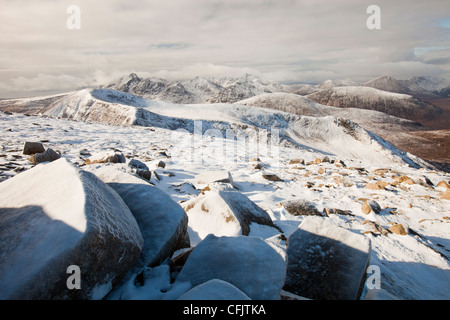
[388,223,408,235]
[175,235,287,300]
[284,216,371,300]
[281,199,325,216]
[262,172,283,182]
[85,150,126,165]
[28,148,61,164]
[441,189,450,200]
[128,159,151,181]
[361,200,382,215]
[181,183,281,239]
[89,165,189,270]
[178,279,251,300]
[0,159,144,300]
[23,141,45,155]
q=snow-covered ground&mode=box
[1,106,449,299]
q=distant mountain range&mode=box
[102,73,449,126]
[294,75,450,99]
[102,73,290,104]
[1,73,449,170]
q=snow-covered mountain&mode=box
[102,74,195,104]
[235,92,424,135]
[404,76,450,98]
[102,73,286,104]
[362,75,450,99]
[294,75,450,99]
[306,86,442,123]
[0,88,429,168]
[206,73,287,104]
[362,76,416,96]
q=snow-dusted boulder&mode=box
[175,235,287,300]
[89,165,189,269]
[178,279,251,300]
[181,183,280,239]
[128,159,149,171]
[0,159,144,300]
[284,216,371,300]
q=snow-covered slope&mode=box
[0,88,429,168]
[1,109,449,300]
[42,89,145,126]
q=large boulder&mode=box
[181,183,281,240]
[0,159,144,300]
[284,216,371,300]
[175,235,286,300]
[88,165,189,270]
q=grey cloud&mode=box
[0,0,449,97]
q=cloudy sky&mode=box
[0,0,449,97]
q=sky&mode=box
[0,0,449,98]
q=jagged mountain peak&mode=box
[102,73,282,104]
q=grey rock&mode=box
[175,235,286,300]
[281,199,325,217]
[284,217,371,300]
[128,159,149,171]
[28,148,61,164]
[23,142,45,155]
[90,167,189,270]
